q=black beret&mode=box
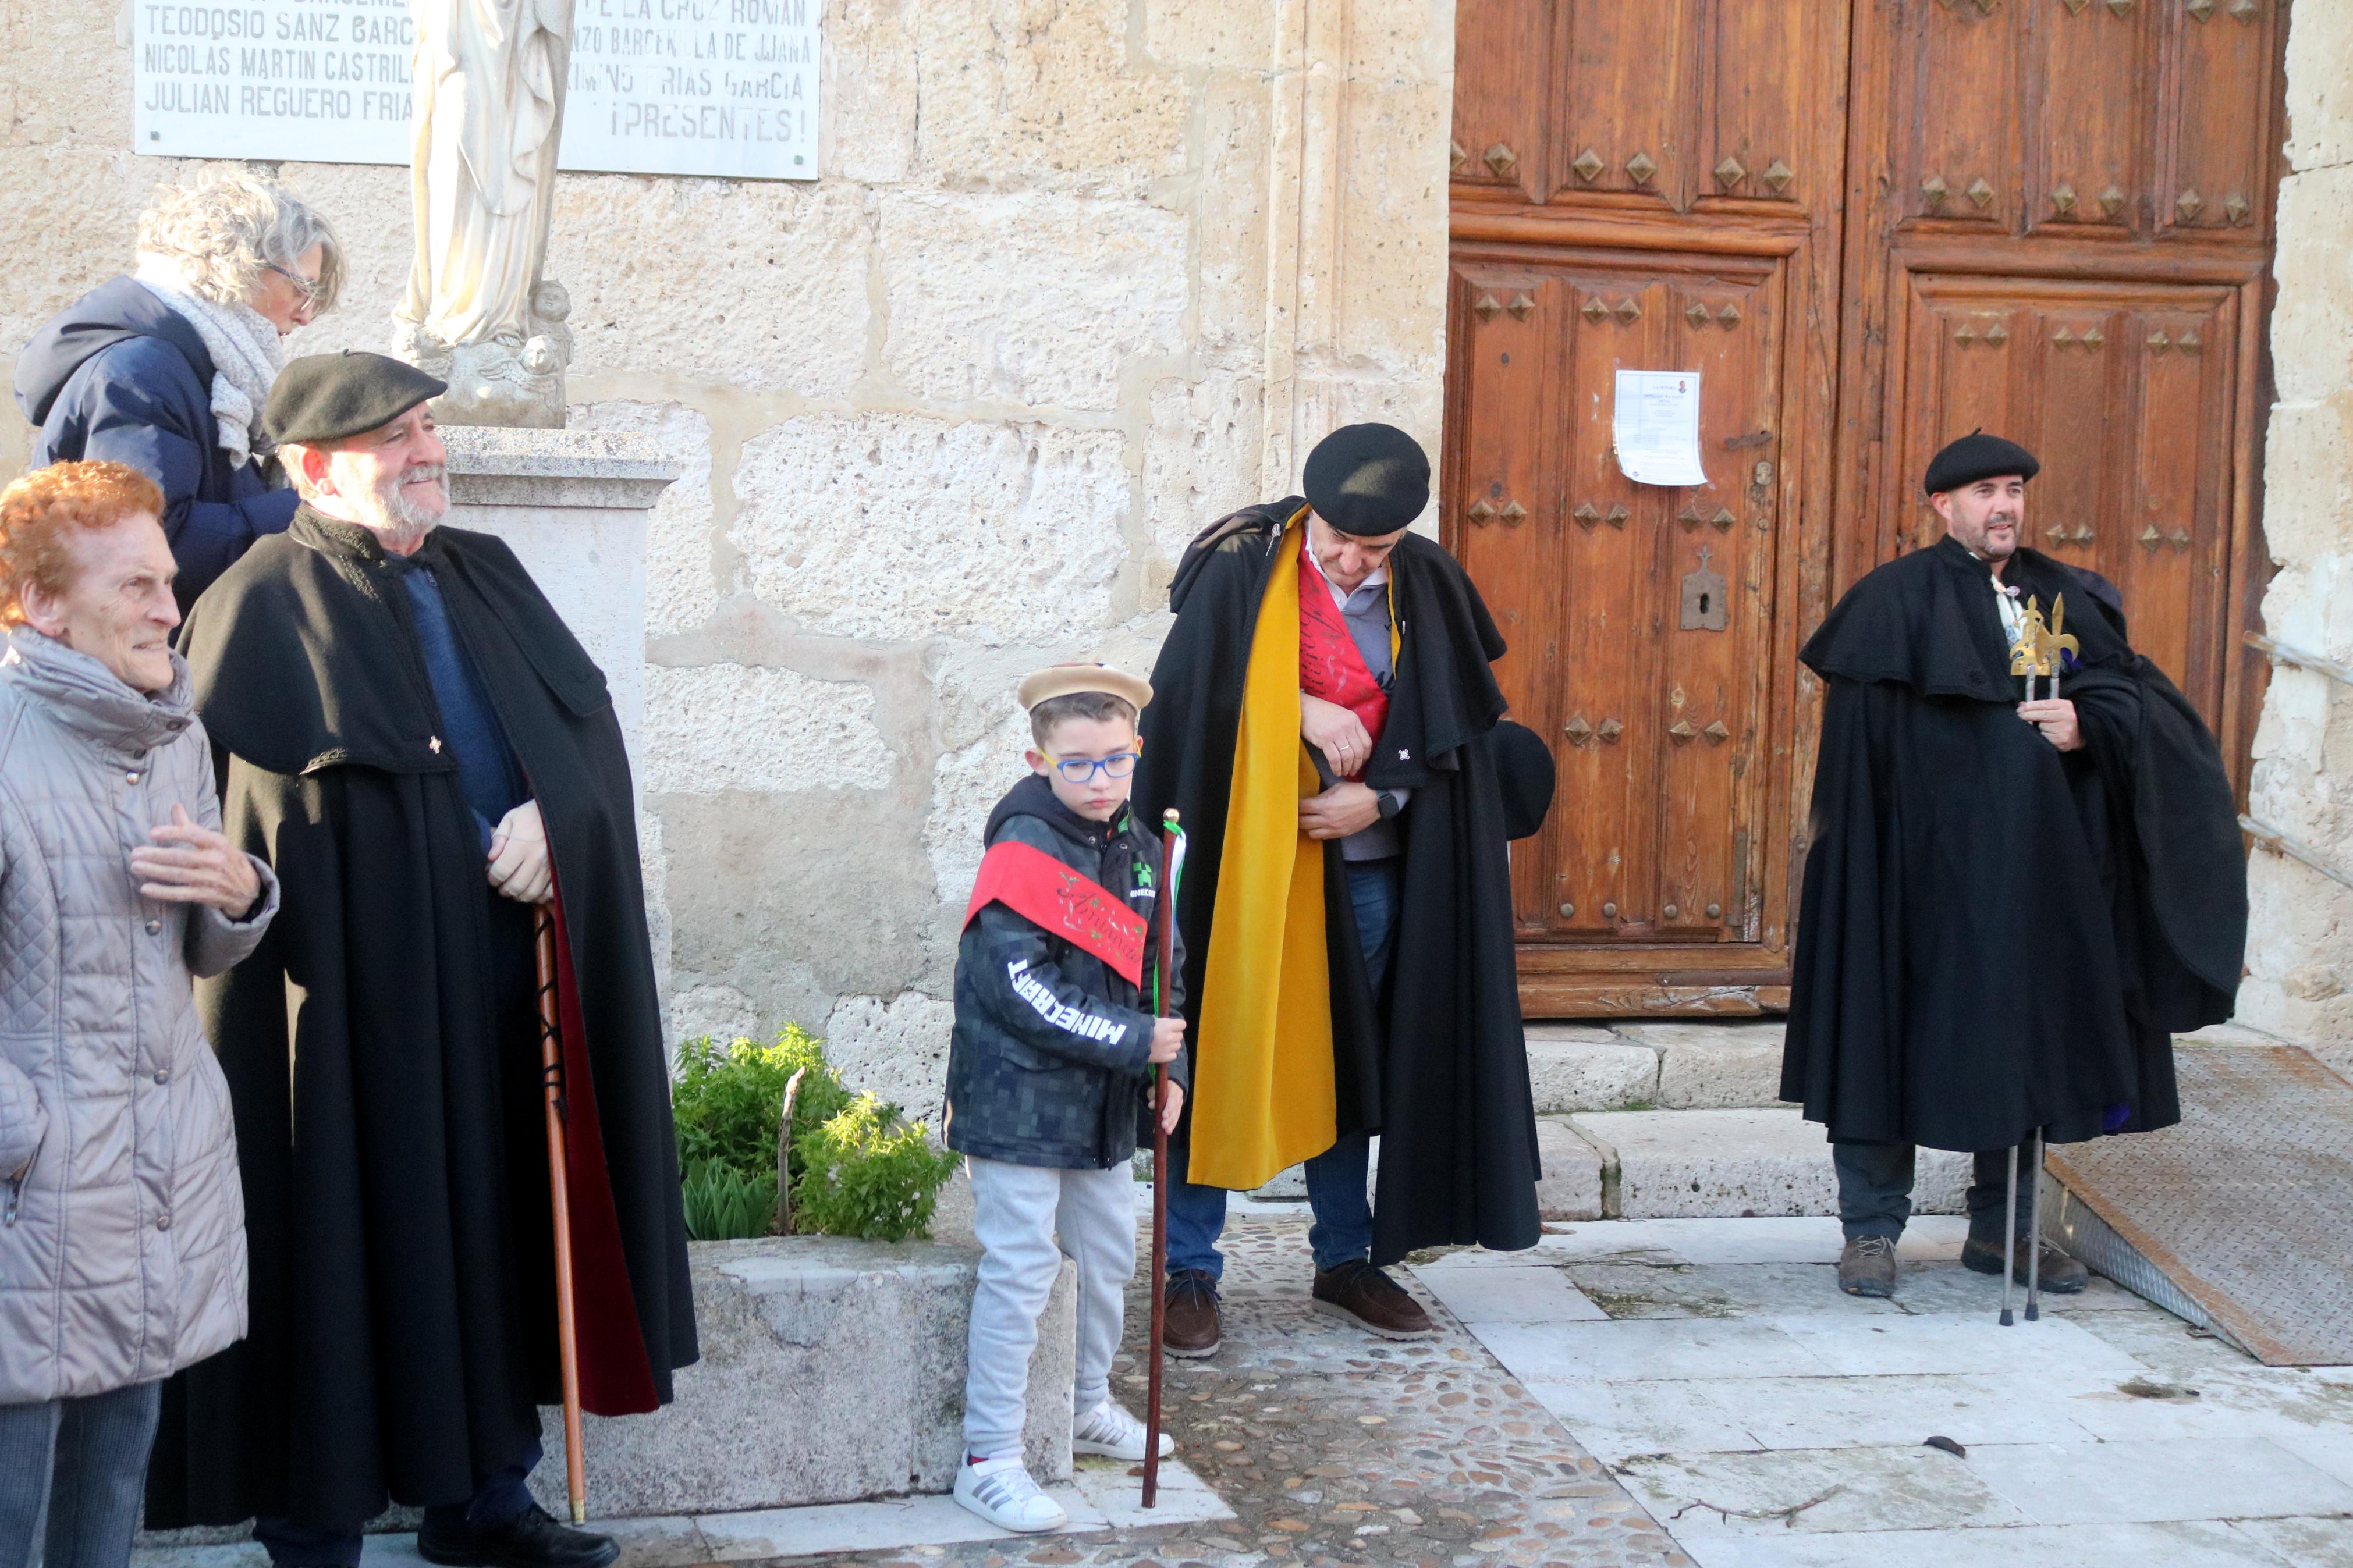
[1492,719,1557,842]
[1303,423,1430,536]
[264,351,446,447]
[1923,429,2040,496]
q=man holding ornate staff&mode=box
[141,353,697,1565]
[1783,431,2247,1300]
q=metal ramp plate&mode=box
[2045,1045,2353,1367]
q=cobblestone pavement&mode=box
[811,1213,1690,1568]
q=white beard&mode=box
[350,468,446,553]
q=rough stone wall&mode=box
[0,2,1453,1124]
[2241,2,2353,1043]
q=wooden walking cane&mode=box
[1142,809,1184,1508]
[534,906,589,1524]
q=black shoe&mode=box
[418,1506,619,1568]
[1961,1235,2089,1292]
[1838,1235,1898,1297]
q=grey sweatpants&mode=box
[963,1157,1135,1460]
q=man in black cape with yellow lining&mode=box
[1135,423,1546,1356]
[1784,430,2245,1300]
[144,353,697,1565]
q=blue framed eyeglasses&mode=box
[1047,751,1140,783]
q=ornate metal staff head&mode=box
[2039,594,2080,673]
[2009,595,2050,680]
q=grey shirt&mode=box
[1330,571,1406,862]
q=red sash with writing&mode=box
[1299,575,1389,778]
[963,840,1147,986]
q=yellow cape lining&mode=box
[1187,511,1337,1190]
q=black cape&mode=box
[147,509,697,1530]
[1781,535,2245,1151]
[1136,502,1541,1265]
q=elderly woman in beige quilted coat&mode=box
[0,461,277,1568]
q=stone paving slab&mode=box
[1557,1262,1902,1321]
[2232,1516,2353,1567]
[1432,1215,2353,1567]
[1673,1519,2305,1568]
[1412,1217,1969,1271]
[1414,1263,1609,1327]
[1511,1378,1769,1467]
[1470,1318,1836,1384]
[1687,1370,2125,1451]
[1961,1436,2353,1525]
[1610,1443,2028,1536]
[1768,1311,2144,1379]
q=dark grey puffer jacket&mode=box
[0,628,279,1403]
[945,774,1188,1170]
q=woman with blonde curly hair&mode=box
[13,173,345,611]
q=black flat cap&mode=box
[264,351,446,447]
[1304,423,1430,536]
[1924,429,2040,495]
[1492,719,1557,842]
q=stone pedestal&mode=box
[441,426,676,762]
[527,1237,1078,1518]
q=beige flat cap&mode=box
[1016,662,1153,713]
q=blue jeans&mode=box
[0,1380,164,1568]
[253,1441,543,1567]
[1166,857,1402,1281]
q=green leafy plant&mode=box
[680,1160,778,1243]
[670,1027,955,1243]
[793,1093,961,1242]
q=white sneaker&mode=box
[1071,1399,1174,1461]
[952,1454,1067,1533]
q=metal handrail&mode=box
[2245,632,2353,688]
[2240,814,2353,892]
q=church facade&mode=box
[0,1,2343,1112]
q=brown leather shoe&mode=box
[1310,1260,1434,1339]
[1163,1269,1222,1357]
[1961,1235,2090,1292]
[1839,1235,1898,1298]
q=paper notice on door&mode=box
[1613,369,1708,487]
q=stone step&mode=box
[1534,1107,1972,1221]
[1525,1019,1794,1114]
[1517,1020,2303,1118]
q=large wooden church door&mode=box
[1448,0,2284,1018]
[1837,0,2285,748]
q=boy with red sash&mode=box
[943,664,1187,1533]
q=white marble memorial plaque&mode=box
[134,1,417,163]
[133,0,820,181]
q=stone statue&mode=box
[394,0,577,427]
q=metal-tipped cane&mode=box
[2000,1143,2019,1327]
[1142,809,1186,1508]
[2021,601,2072,1327]
[2024,1130,2043,1321]
[1994,595,2075,1329]
[534,906,589,1524]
